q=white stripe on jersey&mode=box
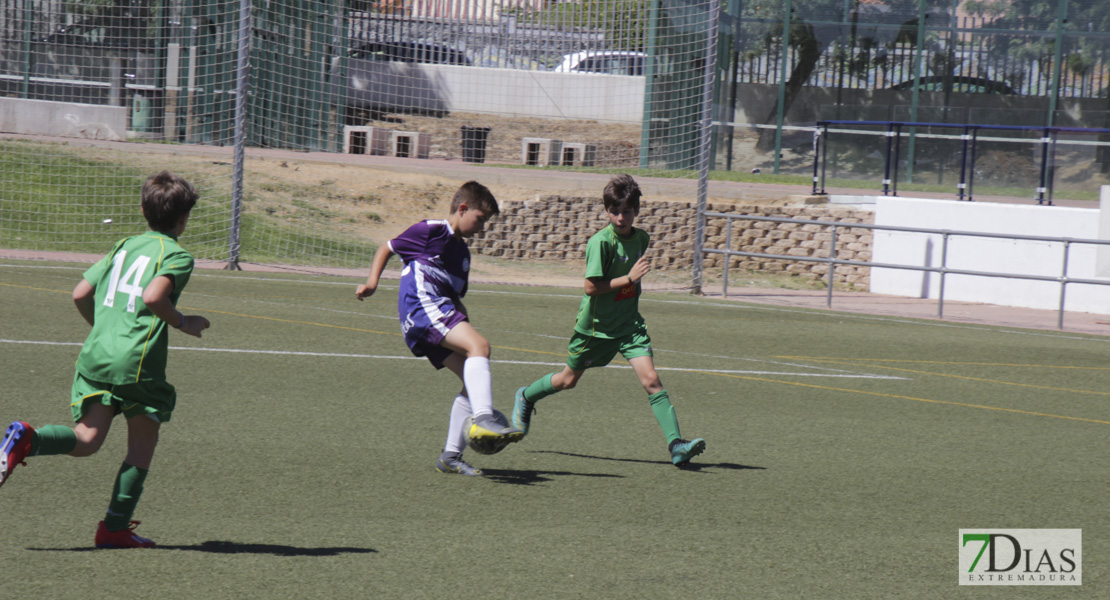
[424,220,467,295]
[412,262,453,336]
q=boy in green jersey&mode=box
[0,171,211,548]
[511,174,706,467]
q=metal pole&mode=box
[938,232,949,318]
[957,125,970,200]
[967,128,979,201]
[904,0,928,184]
[725,0,741,172]
[1046,129,1058,206]
[892,123,903,196]
[772,0,793,174]
[21,0,32,98]
[820,122,829,194]
[826,225,837,308]
[691,1,720,295]
[723,218,733,298]
[1036,127,1051,205]
[1046,0,1069,128]
[226,0,251,271]
[639,0,660,168]
[1058,240,1070,329]
[811,126,822,195]
[882,123,895,195]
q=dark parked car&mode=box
[890,76,1016,95]
[349,41,470,66]
[340,41,470,117]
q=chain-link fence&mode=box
[2,0,1109,275]
[714,0,1110,189]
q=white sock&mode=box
[445,394,471,455]
[463,356,494,417]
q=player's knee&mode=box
[71,433,106,457]
[557,370,583,391]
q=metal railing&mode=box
[705,212,1110,330]
[811,121,1110,206]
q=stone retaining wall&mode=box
[470,195,875,287]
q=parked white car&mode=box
[553,51,647,76]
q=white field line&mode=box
[5,263,1107,343]
[0,339,907,380]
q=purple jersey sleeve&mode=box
[389,220,433,264]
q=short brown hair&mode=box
[603,174,641,212]
[450,180,499,216]
[142,171,198,232]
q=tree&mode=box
[752,0,932,152]
[963,0,1110,172]
[529,0,650,57]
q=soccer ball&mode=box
[464,409,512,456]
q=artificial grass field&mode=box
[1,259,1107,598]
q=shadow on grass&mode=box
[29,541,377,556]
[480,468,624,486]
[530,450,765,473]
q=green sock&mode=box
[104,463,148,531]
[30,425,77,456]
[523,373,558,403]
[649,390,682,445]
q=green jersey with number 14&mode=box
[76,232,195,384]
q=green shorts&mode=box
[566,326,653,371]
[70,372,176,423]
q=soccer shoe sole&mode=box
[95,537,156,549]
[511,386,533,435]
[671,438,707,468]
[95,521,155,549]
[435,458,483,477]
[467,422,525,444]
[0,421,30,488]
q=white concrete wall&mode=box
[433,65,644,122]
[1098,186,1110,278]
[0,97,126,141]
[871,196,1110,314]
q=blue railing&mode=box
[812,121,1110,206]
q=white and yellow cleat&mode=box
[435,453,484,476]
[467,412,525,444]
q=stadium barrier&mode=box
[706,204,1110,329]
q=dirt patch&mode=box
[0,128,779,289]
[232,152,595,285]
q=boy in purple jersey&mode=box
[356,181,523,476]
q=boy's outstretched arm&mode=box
[73,279,97,326]
[143,274,211,338]
[584,255,651,296]
[356,243,395,300]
